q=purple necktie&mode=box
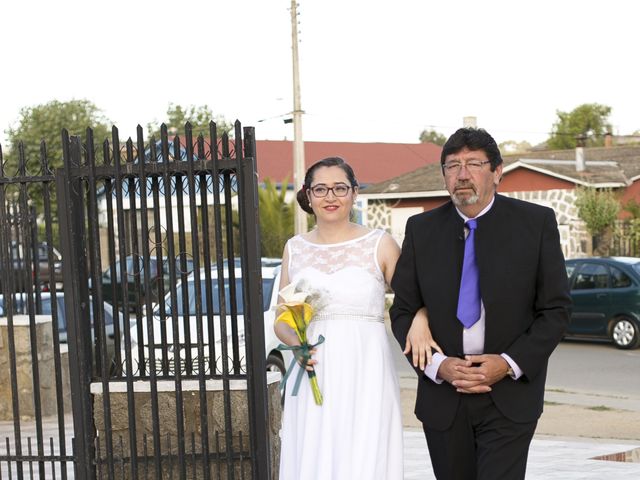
[457,219,481,328]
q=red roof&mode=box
[255,140,442,186]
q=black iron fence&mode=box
[0,122,273,479]
[0,138,71,479]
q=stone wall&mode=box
[365,199,392,231]
[0,315,58,420]
[365,190,590,259]
[92,375,282,479]
[60,344,72,413]
[502,189,589,258]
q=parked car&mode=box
[0,292,123,371]
[32,242,64,291]
[98,255,195,313]
[123,261,291,379]
[565,257,640,349]
[2,241,63,292]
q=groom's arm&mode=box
[502,208,571,380]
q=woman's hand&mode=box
[274,321,317,371]
[403,307,443,370]
[298,349,318,371]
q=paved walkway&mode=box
[404,429,640,479]
[399,369,640,478]
[3,416,640,479]
[398,367,640,478]
[387,317,640,478]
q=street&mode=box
[547,339,640,398]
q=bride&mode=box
[275,157,440,479]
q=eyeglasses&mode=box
[309,184,352,198]
[441,160,491,175]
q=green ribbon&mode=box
[277,335,325,396]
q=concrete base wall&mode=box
[92,376,282,479]
[0,315,59,420]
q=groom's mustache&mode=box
[454,182,476,193]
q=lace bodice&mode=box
[286,229,387,320]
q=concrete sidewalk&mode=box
[403,429,640,479]
[400,381,640,478]
[399,375,640,478]
[396,354,640,478]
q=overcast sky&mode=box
[1,0,638,149]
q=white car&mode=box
[123,263,291,380]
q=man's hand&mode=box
[450,354,511,393]
[403,308,443,370]
[437,357,492,393]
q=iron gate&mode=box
[0,122,273,479]
[0,135,71,479]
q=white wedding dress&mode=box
[278,229,403,480]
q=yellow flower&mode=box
[276,302,314,342]
[276,283,323,405]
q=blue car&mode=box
[565,257,640,349]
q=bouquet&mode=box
[275,283,324,405]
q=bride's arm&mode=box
[378,233,401,286]
[405,307,443,370]
[274,242,300,346]
[378,233,443,370]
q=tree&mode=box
[147,104,233,139]
[4,100,112,238]
[5,99,112,171]
[419,129,447,146]
[622,199,640,219]
[258,178,294,258]
[575,187,620,255]
[547,103,612,149]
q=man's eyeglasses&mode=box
[309,184,352,198]
[441,160,491,175]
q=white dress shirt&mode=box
[424,197,523,383]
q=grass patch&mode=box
[587,405,612,412]
[546,388,568,393]
[544,401,561,406]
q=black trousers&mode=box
[423,393,537,480]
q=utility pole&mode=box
[290,0,307,234]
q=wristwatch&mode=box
[506,366,515,378]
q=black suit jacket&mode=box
[390,194,571,431]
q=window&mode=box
[103,257,194,282]
[573,263,609,290]
[167,277,275,316]
[610,266,632,288]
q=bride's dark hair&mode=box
[296,157,359,215]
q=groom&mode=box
[390,127,571,479]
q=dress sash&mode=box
[312,312,384,323]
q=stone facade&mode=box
[364,199,391,231]
[502,189,589,259]
[92,377,282,479]
[363,190,590,259]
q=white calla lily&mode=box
[279,283,310,303]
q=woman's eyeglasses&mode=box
[309,184,352,198]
